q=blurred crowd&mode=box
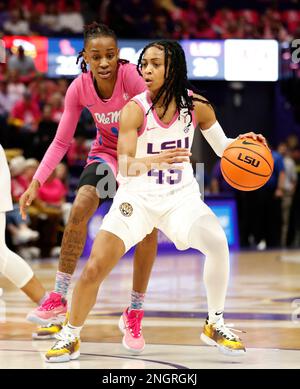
[0,0,299,41]
[4,151,73,260]
[0,45,90,260]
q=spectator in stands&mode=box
[151,10,173,39]
[172,18,193,40]
[277,141,297,246]
[247,149,285,250]
[39,4,61,35]
[23,158,39,184]
[29,73,57,108]
[6,70,26,108]
[37,170,67,208]
[287,137,300,247]
[0,1,9,30]
[55,162,72,226]
[0,79,13,147]
[211,7,236,36]
[286,133,300,151]
[0,79,14,118]
[3,9,30,35]
[56,78,68,96]
[9,89,41,156]
[29,9,48,36]
[34,104,58,161]
[10,89,41,133]
[115,0,153,38]
[33,170,67,257]
[66,132,89,169]
[48,92,64,123]
[57,0,84,35]
[6,155,39,246]
[56,162,69,191]
[194,18,217,39]
[7,46,36,84]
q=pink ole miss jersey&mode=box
[34,63,146,185]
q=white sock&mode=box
[65,322,82,338]
[208,310,224,325]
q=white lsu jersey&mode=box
[117,90,198,195]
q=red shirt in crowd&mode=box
[37,178,67,206]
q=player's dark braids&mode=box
[137,40,212,123]
[76,22,128,73]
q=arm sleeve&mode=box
[33,80,83,186]
[201,121,236,158]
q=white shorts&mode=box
[0,145,13,213]
[100,180,215,253]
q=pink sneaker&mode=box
[118,307,145,354]
[26,292,67,326]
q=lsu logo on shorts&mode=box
[119,202,133,217]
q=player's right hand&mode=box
[19,180,40,220]
[152,148,192,170]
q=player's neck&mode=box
[149,91,175,108]
[93,74,117,100]
[153,98,177,122]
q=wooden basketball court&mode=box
[1,249,300,369]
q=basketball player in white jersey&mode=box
[45,40,267,362]
[0,145,48,310]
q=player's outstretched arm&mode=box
[19,82,83,219]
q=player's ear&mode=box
[83,50,89,65]
[117,48,120,60]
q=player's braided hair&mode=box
[137,40,212,123]
[76,22,128,73]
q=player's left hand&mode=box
[238,132,269,149]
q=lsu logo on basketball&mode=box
[237,153,260,168]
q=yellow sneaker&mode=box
[32,312,69,340]
[45,328,80,363]
[32,323,62,340]
[200,318,246,356]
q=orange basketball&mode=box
[220,138,274,191]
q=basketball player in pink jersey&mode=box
[0,144,48,307]
[20,23,157,349]
[44,40,267,362]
